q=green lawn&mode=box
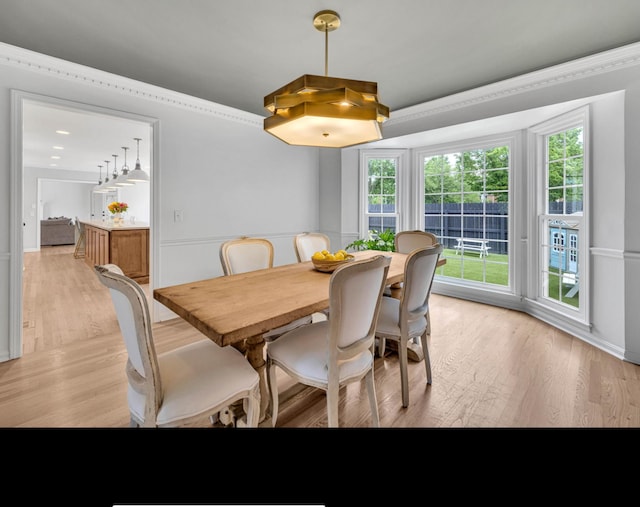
[436,248,579,308]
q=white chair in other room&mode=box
[293,232,331,262]
[375,244,443,408]
[95,263,261,427]
[219,236,312,340]
[267,254,391,427]
[73,217,86,259]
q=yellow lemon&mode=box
[325,253,336,261]
[312,251,325,261]
[334,252,345,261]
[337,249,348,258]
[321,249,330,256]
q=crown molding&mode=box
[387,41,640,125]
[3,39,640,131]
[0,41,264,128]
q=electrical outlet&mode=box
[174,209,183,222]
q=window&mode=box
[531,107,589,322]
[417,139,511,288]
[359,150,407,236]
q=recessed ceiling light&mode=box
[52,146,64,150]
[55,130,70,135]
[51,155,61,159]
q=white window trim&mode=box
[412,133,518,294]
[358,149,411,235]
[528,105,590,325]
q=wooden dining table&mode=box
[153,249,445,424]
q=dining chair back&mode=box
[95,263,261,427]
[381,229,440,355]
[219,236,312,340]
[375,244,443,407]
[395,230,438,253]
[266,254,391,427]
[219,236,274,275]
[293,232,330,262]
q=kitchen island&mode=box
[81,220,149,283]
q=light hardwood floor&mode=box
[4,244,640,427]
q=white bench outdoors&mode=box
[454,238,491,258]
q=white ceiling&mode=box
[22,101,152,179]
[4,0,640,173]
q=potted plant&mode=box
[346,229,395,252]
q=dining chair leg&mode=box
[420,331,432,385]
[365,369,380,427]
[399,336,410,408]
[326,383,339,427]
[245,385,261,427]
[267,361,279,427]
[377,336,386,357]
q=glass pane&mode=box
[424,193,442,205]
[486,146,509,169]
[548,133,564,161]
[463,150,483,172]
[368,201,381,213]
[548,161,564,187]
[424,175,442,194]
[463,172,483,192]
[368,162,381,178]
[566,186,583,212]
[424,155,444,176]
[380,216,396,233]
[566,157,583,185]
[368,177,381,195]
[566,127,583,157]
[548,188,564,211]
[485,169,508,192]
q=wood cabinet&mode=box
[83,221,149,283]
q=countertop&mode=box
[80,219,149,231]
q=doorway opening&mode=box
[11,92,157,358]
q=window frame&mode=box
[528,106,590,324]
[358,149,411,236]
[413,134,517,293]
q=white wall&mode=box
[0,43,319,361]
[23,166,96,251]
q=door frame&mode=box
[9,90,159,359]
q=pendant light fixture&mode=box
[103,155,119,190]
[116,146,134,186]
[101,160,115,190]
[263,10,390,148]
[126,137,150,182]
[93,164,107,193]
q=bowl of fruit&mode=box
[311,249,355,273]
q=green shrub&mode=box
[346,229,395,252]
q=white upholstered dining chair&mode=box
[394,229,438,253]
[293,232,331,262]
[95,263,261,427]
[380,229,440,356]
[266,254,391,427]
[375,244,443,408]
[219,236,312,340]
[294,231,332,320]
